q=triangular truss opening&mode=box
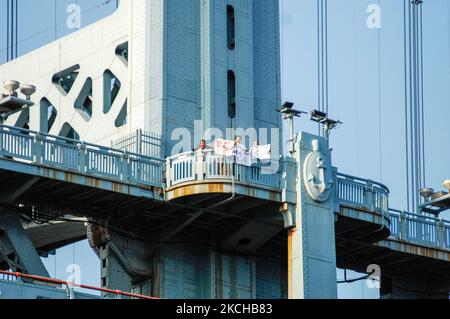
[52,64,80,95]
[74,78,93,120]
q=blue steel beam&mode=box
[0,214,49,277]
[0,158,158,200]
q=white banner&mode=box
[251,144,271,161]
[213,139,235,156]
[235,144,252,167]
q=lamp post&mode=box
[0,80,36,124]
[276,102,307,156]
[309,110,343,147]
[418,180,450,217]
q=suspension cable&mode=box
[404,0,425,213]
[317,0,329,136]
[377,0,383,182]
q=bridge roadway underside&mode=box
[0,165,283,236]
[1,160,449,298]
[0,162,293,298]
[336,209,450,299]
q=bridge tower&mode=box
[125,0,282,155]
[90,0,284,298]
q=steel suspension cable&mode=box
[377,0,383,182]
[317,0,329,136]
[404,0,426,213]
[404,0,410,212]
[6,0,10,61]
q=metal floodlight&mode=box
[282,101,294,109]
[276,102,307,155]
[310,110,343,128]
[276,102,307,119]
[310,109,328,123]
[0,80,36,123]
[3,80,20,96]
[419,182,450,216]
[443,180,450,193]
[310,109,343,143]
[20,84,36,101]
[419,187,434,200]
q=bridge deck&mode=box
[0,124,447,265]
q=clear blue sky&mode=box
[1,0,450,299]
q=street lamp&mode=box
[310,109,343,145]
[418,180,450,217]
[0,80,35,124]
[276,102,307,155]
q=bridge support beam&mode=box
[88,224,153,298]
[288,132,337,299]
[0,213,49,277]
[381,273,450,299]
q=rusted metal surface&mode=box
[0,158,162,200]
[287,229,294,299]
[165,180,281,202]
[0,270,159,300]
[377,238,450,262]
[339,206,390,232]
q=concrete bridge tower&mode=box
[126,0,282,155]
[1,0,281,157]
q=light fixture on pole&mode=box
[443,180,450,193]
[418,180,450,217]
[276,102,307,155]
[20,85,36,101]
[419,187,434,202]
[0,80,36,124]
[310,110,343,145]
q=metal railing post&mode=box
[364,180,374,211]
[416,215,423,243]
[196,152,205,181]
[136,129,142,155]
[165,157,172,187]
[400,211,407,240]
[0,126,3,156]
[33,133,43,164]
[438,220,445,249]
[78,142,87,174]
[121,152,129,182]
[67,286,76,300]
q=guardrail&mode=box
[335,173,390,216]
[111,129,163,158]
[335,173,450,250]
[0,125,164,187]
[166,150,280,189]
[0,270,159,300]
[388,209,450,250]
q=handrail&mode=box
[335,173,450,250]
[0,270,160,300]
[166,150,280,189]
[388,209,450,250]
[336,173,390,194]
[0,124,165,187]
[335,172,389,216]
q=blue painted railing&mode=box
[0,125,164,187]
[0,124,448,251]
[336,173,390,216]
[335,172,450,250]
[166,150,280,189]
[388,209,450,250]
